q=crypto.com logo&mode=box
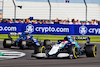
[26,24,34,33]
[79,26,88,35]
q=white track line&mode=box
[0,50,26,60]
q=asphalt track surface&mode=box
[0,41,100,67]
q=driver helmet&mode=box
[64,37,69,41]
[64,36,73,42]
[67,36,73,42]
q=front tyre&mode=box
[68,45,78,59]
[20,40,26,50]
[85,45,97,57]
[41,46,45,53]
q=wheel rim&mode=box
[93,45,97,57]
[73,46,77,59]
[41,46,45,53]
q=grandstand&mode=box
[0,0,100,21]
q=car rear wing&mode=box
[73,36,90,44]
[74,37,89,40]
[9,32,22,36]
[8,32,22,39]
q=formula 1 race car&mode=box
[3,31,40,49]
[32,36,97,59]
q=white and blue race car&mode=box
[32,36,97,59]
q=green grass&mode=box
[0,34,100,42]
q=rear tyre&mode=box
[3,39,12,48]
[85,45,97,57]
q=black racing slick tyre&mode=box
[20,40,26,50]
[68,45,78,59]
[3,39,12,48]
[34,45,41,54]
[44,39,50,46]
[85,45,97,57]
